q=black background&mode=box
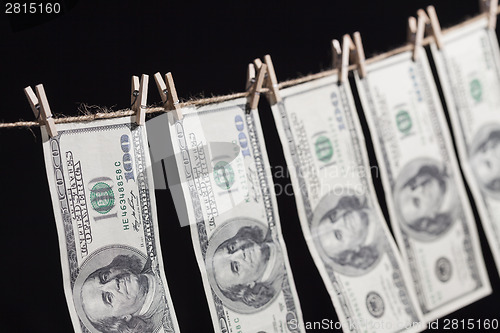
[1,0,499,332]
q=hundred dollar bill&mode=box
[271,74,423,333]
[165,98,304,333]
[429,17,500,276]
[41,117,180,333]
[355,47,492,321]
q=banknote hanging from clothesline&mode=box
[354,38,492,322]
[266,58,423,332]
[430,16,500,278]
[146,87,306,331]
[39,115,180,333]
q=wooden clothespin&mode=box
[332,39,342,73]
[426,6,444,49]
[24,84,57,137]
[352,32,367,79]
[407,16,418,46]
[253,58,263,71]
[480,0,498,30]
[341,34,355,83]
[131,74,149,125]
[415,6,444,50]
[247,61,267,111]
[153,72,183,121]
[262,55,282,105]
[409,11,426,61]
[331,35,354,83]
[332,32,366,82]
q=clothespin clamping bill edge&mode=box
[480,0,498,30]
[332,32,367,82]
[24,84,58,137]
[246,60,267,111]
[252,55,282,105]
[415,6,444,52]
[154,72,183,121]
[131,74,149,125]
[408,10,428,61]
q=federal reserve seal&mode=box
[213,161,235,190]
[89,181,115,214]
[366,292,385,318]
[396,110,412,134]
[314,135,334,162]
[435,257,452,282]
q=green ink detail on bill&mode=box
[213,161,235,190]
[90,182,115,214]
[470,79,482,102]
[396,110,412,134]
[315,136,334,162]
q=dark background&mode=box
[1,0,499,332]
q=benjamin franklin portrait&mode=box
[469,123,500,198]
[311,190,383,276]
[394,158,458,241]
[205,218,285,314]
[73,246,166,333]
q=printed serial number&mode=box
[442,318,498,330]
[5,3,61,14]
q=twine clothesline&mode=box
[0,8,497,129]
